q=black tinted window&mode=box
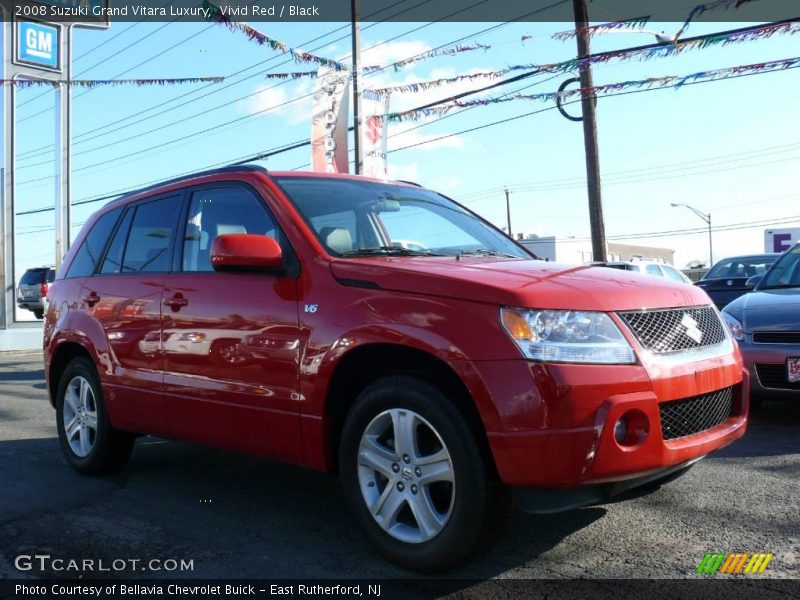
[66,208,122,278]
[20,269,49,284]
[182,187,279,272]
[121,197,181,273]
[100,209,133,274]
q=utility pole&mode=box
[350,0,363,174]
[572,0,607,261]
[504,187,512,237]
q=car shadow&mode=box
[0,436,604,582]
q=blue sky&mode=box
[6,10,800,321]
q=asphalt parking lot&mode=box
[0,352,798,581]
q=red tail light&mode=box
[40,282,48,297]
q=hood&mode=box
[723,287,800,332]
[330,257,711,312]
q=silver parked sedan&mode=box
[722,243,800,399]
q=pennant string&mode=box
[0,77,225,88]
[552,16,652,41]
[202,0,347,70]
[364,21,800,96]
[382,56,800,122]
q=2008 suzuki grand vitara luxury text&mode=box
[44,167,748,571]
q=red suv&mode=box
[44,167,748,570]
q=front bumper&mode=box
[740,337,800,396]
[514,458,700,513]
[479,356,749,488]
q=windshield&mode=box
[273,177,531,259]
[760,245,800,290]
[706,255,778,279]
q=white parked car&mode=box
[590,260,693,284]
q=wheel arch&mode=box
[47,341,95,408]
[321,343,499,473]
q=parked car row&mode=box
[721,245,800,400]
[695,253,779,310]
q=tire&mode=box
[339,375,511,572]
[33,310,44,319]
[55,357,134,475]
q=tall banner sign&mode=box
[361,90,390,179]
[311,66,350,173]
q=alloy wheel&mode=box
[62,376,98,458]
[357,408,455,544]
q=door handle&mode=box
[82,292,100,307]
[164,294,189,310]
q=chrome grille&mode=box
[618,306,726,353]
[659,387,735,440]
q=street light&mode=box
[671,203,713,267]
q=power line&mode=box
[14,0,433,162]
[14,1,560,184]
[17,23,214,125]
[15,20,177,112]
[459,144,800,202]
[15,10,790,216]
[30,13,788,175]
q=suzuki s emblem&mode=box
[726,280,734,286]
[681,313,704,343]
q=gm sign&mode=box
[15,21,61,72]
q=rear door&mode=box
[160,183,303,462]
[80,194,183,436]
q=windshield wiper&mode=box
[458,248,519,259]
[340,246,442,257]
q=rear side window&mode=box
[662,266,686,283]
[47,269,55,283]
[100,209,134,274]
[182,187,279,272]
[66,208,123,278]
[645,265,663,276]
[121,196,182,273]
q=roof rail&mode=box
[393,179,423,187]
[110,164,269,206]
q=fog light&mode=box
[614,418,628,444]
[613,409,650,447]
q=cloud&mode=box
[388,162,419,182]
[240,78,316,126]
[434,176,461,191]
[358,40,432,69]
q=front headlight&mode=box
[721,312,744,341]
[500,307,635,364]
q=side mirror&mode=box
[210,234,283,272]
[745,275,762,289]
